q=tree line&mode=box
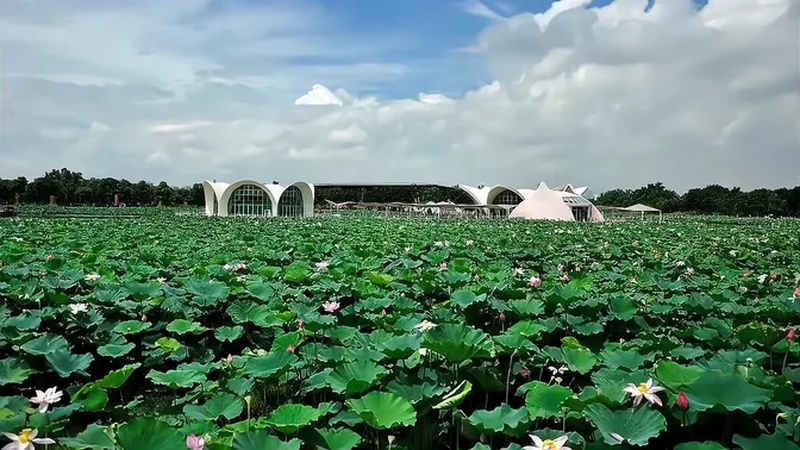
[1,169,798,217]
[594,182,800,217]
[0,168,204,207]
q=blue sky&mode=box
[1,0,796,190]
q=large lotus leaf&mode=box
[346,392,416,429]
[467,403,531,437]
[20,333,69,355]
[227,377,255,397]
[584,404,667,447]
[682,371,772,414]
[112,320,151,335]
[116,418,185,450]
[60,424,115,450]
[246,282,275,301]
[561,345,597,374]
[233,431,302,450]
[508,298,545,317]
[3,314,41,330]
[227,301,282,327]
[601,347,653,371]
[386,378,447,405]
[732,433,800,450]
[166,319,207,335]
[381,334,422,359]
[185,278,229,306]
[0,358,35,386]
[215,325,244,342]
[146,368,206,388]
[506,321,547,337]
[308,428,362,450]
[654,361,705,390]
[72,385,108,412]
[265,404,322,434]
[156,337,181,352]
[450,290,486,308]
[184,393,243,421]
[673,442,727,450]
[243,352,298,378]
[609,296,638,321]
[97,337,136,358]
[423,323,494,363]
[327,359,388,395]
[46,350,93,377]
[524,381,573,419]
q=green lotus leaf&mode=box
[591,368,652,404]
[682,371,772,414]
[146,368,206,388]
[584,404,667,446]
[46,350,93,377]
[246,282,275,301]
[327,359,388,395]
[265,404,322,434]
[185,278,230,306]
[60,424,115,450]
[166,319,207,335]
[654,361,705,390]
[20,333,69,355]
[524,381,573,419]
[732,433,800,450]
[95,363,141,389]
[243,352,298,378]
[467,403,531,436]
[116,418,185,450]
[309,428,362,450]
[601,347,653,371]
[226,377,255,396]
[215,325,244,342]
[233,431,302,450]
[112,320,151,335]
[271,332,303,352]
[423,323,494,363]
[3,314,41,330]
[450,290,485,308]
[508,298,545,317]
[73,386,109,412]
[184,393,243,421]
[432,380,473,410]
[156,337,181,352]
[227,301,282,327]
[346,392,416,429]
[365,271,393,286]
[97,341,136,358]
[609,296,637,321]
[561,345,597,374]
[381,334,422,359]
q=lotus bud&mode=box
[787,327,795,343]
[287,344,295,353]
[226,354,233,364]
[141,314,147,322]
[381,309,387,316]
[499,312,506,322]
[297,319,305,329]
[676,392,689,410]
[519,366,530,379]
[387,436,395,445]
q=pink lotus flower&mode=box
[528,276,541,287]
[559,273,570,282]
[623,378,666,407]
[794,286,800,299]
[186,434,205,450]
[287,344,295,353]
[297,319,305,329]
[46,254,54,262]
[323,301,340,313]
[439,262,448,271]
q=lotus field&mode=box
[1,215,799,450]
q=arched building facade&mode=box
[202,180,315,218]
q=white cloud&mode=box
[295,84,345,106]
[459,0,506,22]
[1,0,798,191]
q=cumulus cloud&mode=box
[1,0,798,190]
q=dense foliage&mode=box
[1,214,799,449]
[3,169,800,217]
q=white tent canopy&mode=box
[620,203,662,222]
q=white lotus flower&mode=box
[548,365,569,376]
[522,434,571,450]
[30,387,63,413]
[623,378,666,407]
[315,261,329,272]
[83,273,100,281]
[414,320,437,332]
[68,303,88,315]
[2,429,55,450]
[512,267,525,276]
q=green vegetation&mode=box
[0,214,799,449]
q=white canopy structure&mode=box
[508,183,604,222]
[620,203,662,222]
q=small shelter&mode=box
[621,203,662,222]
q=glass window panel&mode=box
[227,184,272,217]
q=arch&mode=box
[278,181,314,217]
[203,181,228,216]
[218,180,277,217]
[486,185,524,206]
[456,184,490,205]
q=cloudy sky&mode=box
[1,0,798,191]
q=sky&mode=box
[1,0,798,192]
